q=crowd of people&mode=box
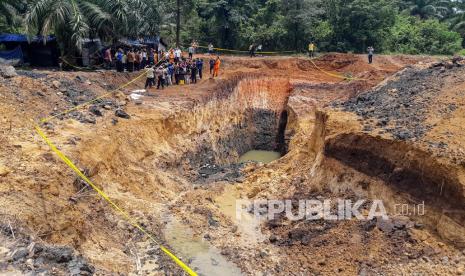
[101,40,375,92]
[143,55,221,90]
[102,42,221,91]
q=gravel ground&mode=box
[336,63,465,141]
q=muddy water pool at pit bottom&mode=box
[161,150,281,276]
[239,150,281,164]
[164,218,244,276]
[164,186,266,276]
[163,151,279,275]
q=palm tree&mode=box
[125,0,165,38]
[82,0,132,42]
[0,0,27,33]
[405,0,451,19]
[447,2,465,44]
[25,0,166,57]
[25,0,92,53]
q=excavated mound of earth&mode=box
[0,54,464,275]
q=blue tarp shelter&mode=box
[0,46,23,65]
[0,33,59,66]
[0,34,56,43]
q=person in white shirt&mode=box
[174,48,182,62]
[144,66,155,89]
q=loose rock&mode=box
[115,109,130,119]
[0,65,17,78]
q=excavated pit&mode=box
[74,64,464,274]
[62,75,294,273]
[3,54,464,275]
[152,76,293,171]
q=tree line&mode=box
[1,0,465,56]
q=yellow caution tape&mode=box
[309,58,368,81]
[43,55,170,124]
[34,125,198,276]
[60,57,104,70]
[60,57,92,70]
[40,69,147,124]
[36,54,198,275]
[195,45,295,54]
[34,52,368,275]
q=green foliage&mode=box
[23,0,165,56]
[447,2,465,45]
[234,0,323,50]
[456,48,465,55]
[240,0,288,49]
[0,0,27,33]
[0,0,465,56]
[323,0,396,53]
[311,21,333,43]
[404,0,450,19]
[387,14,462,55]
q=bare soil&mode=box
[0,53,464,275]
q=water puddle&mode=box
[239,150,281,164]
[215,185,265,243]
[162,151,275,275]
[164,218,243,276]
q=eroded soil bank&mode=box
[1,54,464,275]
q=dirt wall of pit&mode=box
[284,90,465,248]
[77,76,292,179]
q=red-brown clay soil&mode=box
[1,53,464,275]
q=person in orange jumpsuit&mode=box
[213,56,221,78]
[169,49,175,63]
